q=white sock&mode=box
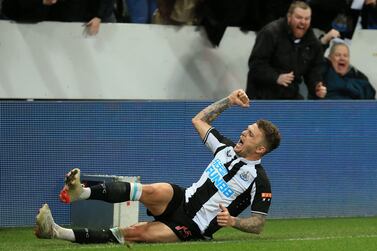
[54,223,75,242]
[129,183,142,201]
[78,187,91,200]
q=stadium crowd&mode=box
[0,0,375,99]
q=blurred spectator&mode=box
[0,0,5,19]
[126,0,157,23]
[113,0,130,23]
[149,0,294,46]
[1,0,115,35]
[361,0,377,29]
[319,28,341,46]
[2,0,47,21]
[246,1,326,99]
[197,0,293,47]
[320,41,376,99]
[151,0,293,46]
[195,0,250,46]
[240,0,293,31]
[308,0,348,33]
[0,0,2,16]
[317,28,342,56]
[308,0,374,39]
[153,0,201,25]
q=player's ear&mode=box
[256,145,267,155]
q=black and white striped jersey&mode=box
[184,127,272,237]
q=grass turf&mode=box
[1,216,377,251]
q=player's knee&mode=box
[141,183,167,198]
[140,184,156,197]
[138,230,152,242]
[137,225,164,242]
[125,225,153,242]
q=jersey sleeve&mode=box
[250,169,272,215]
[203,128,235,155]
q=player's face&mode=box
[287,7,311,39]
[234,123,265,159]
[329,44,350,76]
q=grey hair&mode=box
[329,41,350,57]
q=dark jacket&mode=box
[308,0,359,39]
[246,18,324,99]
[322,59,376,99]
[197,0,250,47]
[2,0,114,22]
[198,0,291,47]
[2,0,48,22]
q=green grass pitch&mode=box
[1,217,377,251]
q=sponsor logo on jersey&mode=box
[205,159,234,198]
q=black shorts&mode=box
[148,184,205,241]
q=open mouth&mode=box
[336,62,348,72]
[338,62,346,67]
[293,26,307,37]
[296,25,306,31]
[235,138,244,149]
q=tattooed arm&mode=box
[217,204,266,234]
[192,89,250,140]
[232,214,266,234]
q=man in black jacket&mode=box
[246,1,327,99]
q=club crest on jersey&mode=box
[205,159,234,198]
[240,171,252,182]
[226,149,232,157]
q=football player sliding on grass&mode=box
[35,89,281,244]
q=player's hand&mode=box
[228,89,250,108]
[217,204,235,227]
[277,72,294,87]
[315,82,327,98]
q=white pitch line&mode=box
[280,234,377,242]
[43,234,377,250]
[149,234,377,246]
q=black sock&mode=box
[73,228,119,244]
[89,182,130,203]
